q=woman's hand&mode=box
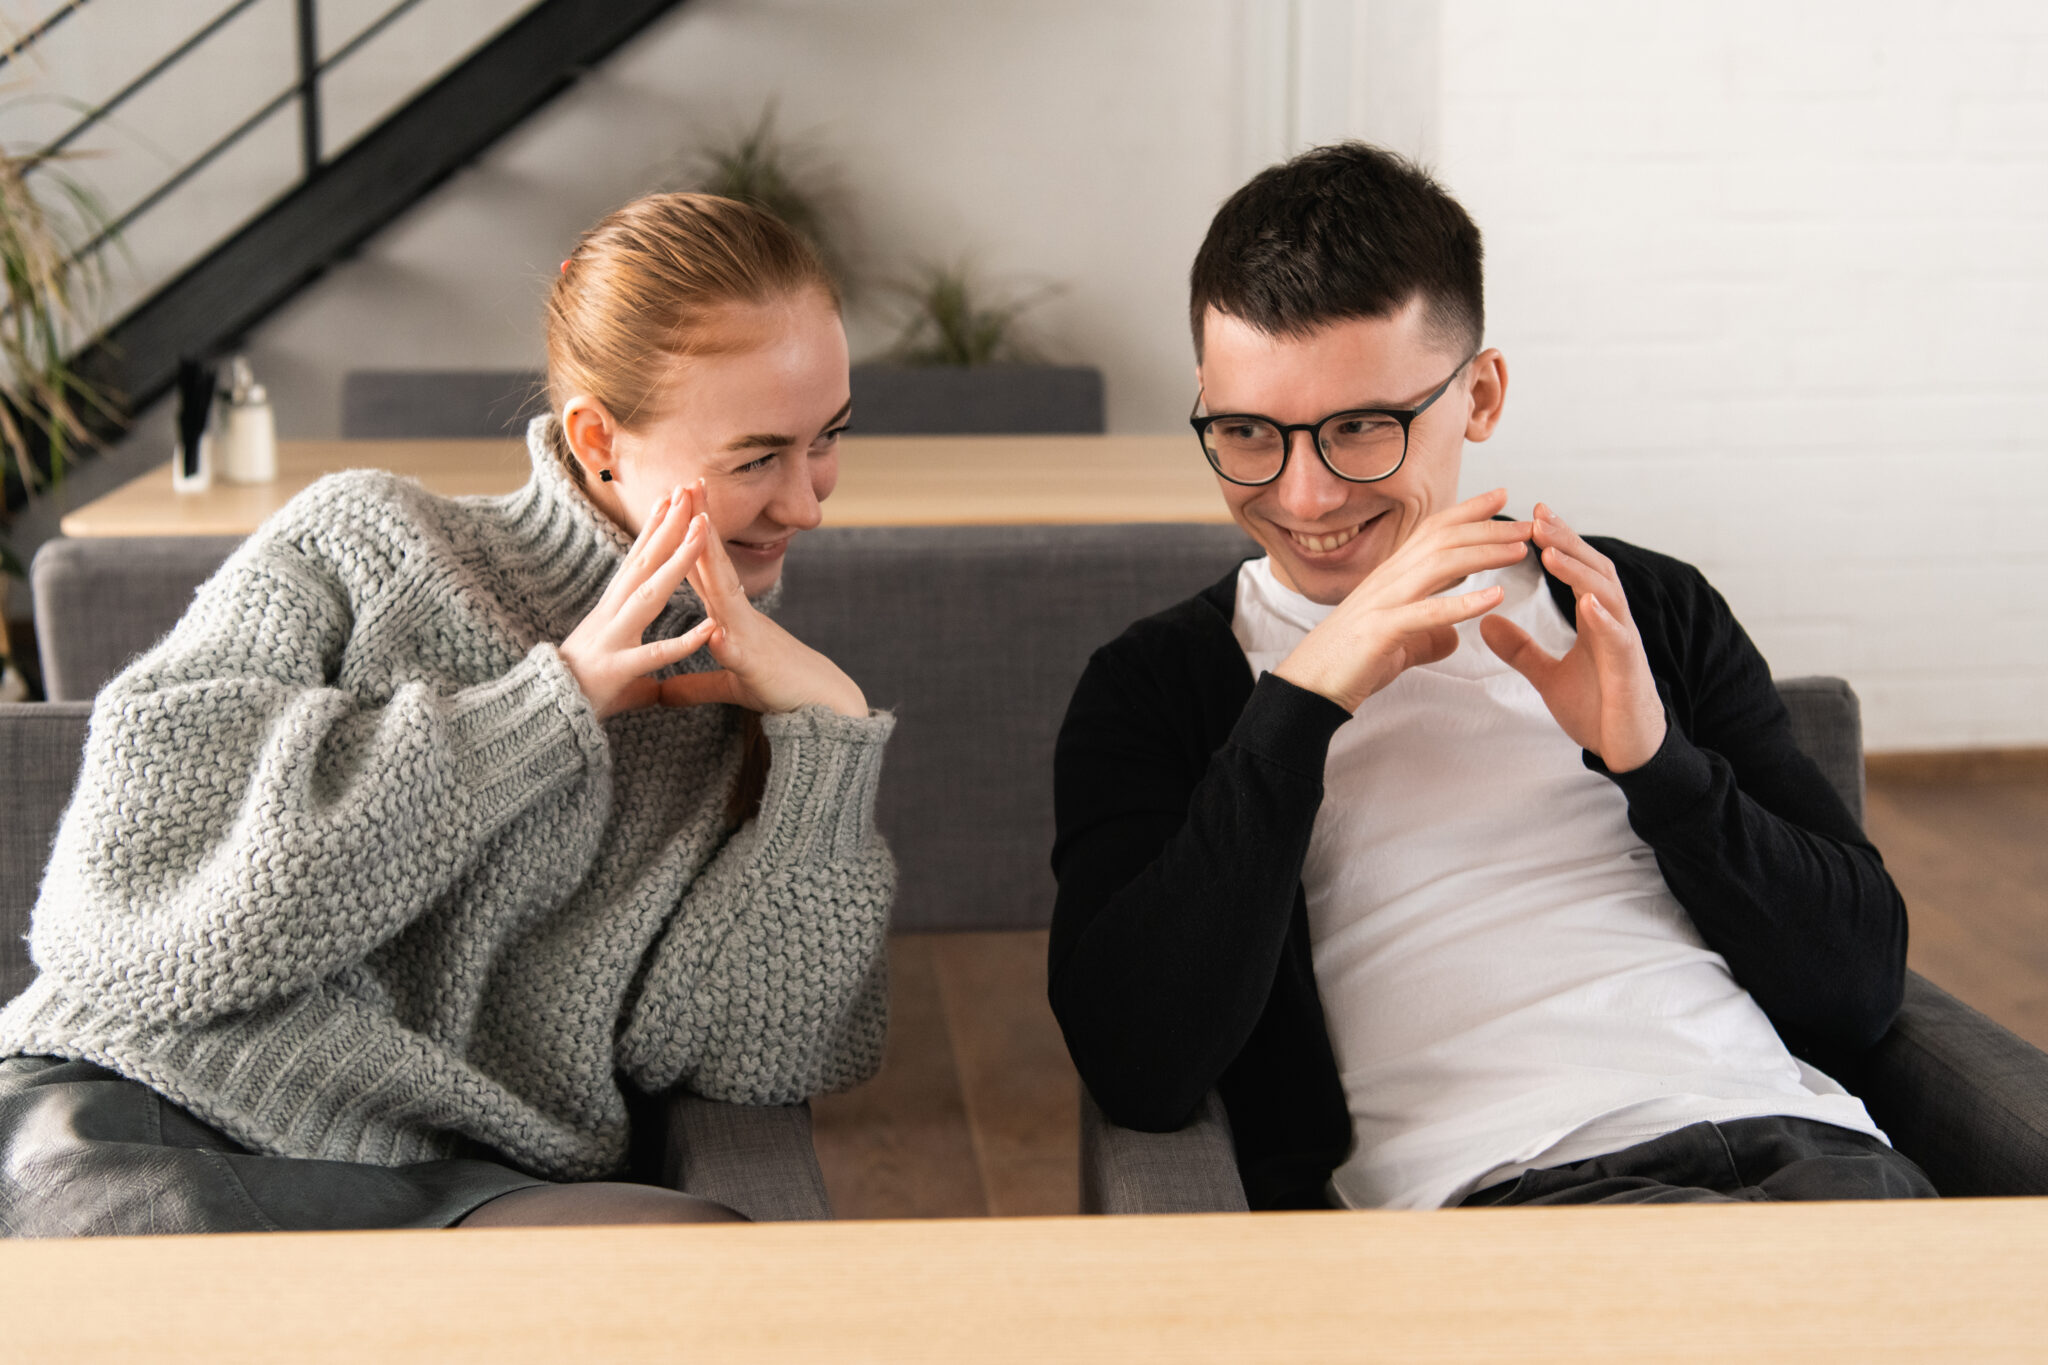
[660,516,869,718]
[1273,488,1533,713]
[1479,503,1667,772]
[559,484,718,721]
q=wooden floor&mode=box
[811,767,2048,1220]
[1865,763,2048,1055]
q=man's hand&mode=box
[1479,503,1667,772]
[1273,489,1533,713]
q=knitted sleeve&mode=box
[615,705,895,1104]
[28,535,609,1026]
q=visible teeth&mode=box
[1290,524,1360,553]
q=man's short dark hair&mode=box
[1190,142,1484,361]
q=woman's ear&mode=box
[559,396,618,479]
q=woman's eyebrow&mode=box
[720,398,854,453]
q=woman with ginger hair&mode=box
[0,194,891,1232]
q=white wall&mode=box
[12,0,2047,748]
[1424,0,2048,752]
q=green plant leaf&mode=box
[0,129,124,515]
[886,262,1056,368]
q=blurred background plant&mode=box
[1,74,126,696]
[885,262,1055,367]
[684,102,856,295]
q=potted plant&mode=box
[686,103,856,295]
[683,105,1101,435]
[850,262,1104,435]
[0,127,123,699]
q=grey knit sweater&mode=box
[0,418,895,1180]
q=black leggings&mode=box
[0,1056,743,1237]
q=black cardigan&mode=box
[1047,538,1908,1210]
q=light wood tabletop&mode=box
[3,1201,2044,1362]
[56,434,1231,538]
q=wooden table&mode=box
[4,1202,2044,1361]
[56,435,1230,537]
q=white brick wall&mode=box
[1433,0,2048,750]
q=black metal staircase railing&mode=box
[9,0,691,453]
[0,0,92,74]
[46,0,433,264]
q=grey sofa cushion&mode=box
[1855,973,2048,1196]
[1082,1087,1246,1214]
[779,523,1253,930]
[0,703,91,1005]
[33,536,242,702]
[340,369,548,439]
[657,1094,832,1220]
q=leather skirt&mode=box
[0,1055,548,1237]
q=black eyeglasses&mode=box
[1189,353,1477,487]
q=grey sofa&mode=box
[29,529,2048,1210]
[1080,677,2048,1211]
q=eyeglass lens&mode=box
[1201,412,1407,484]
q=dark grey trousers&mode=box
[1460,1115,1938,1206]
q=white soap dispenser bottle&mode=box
[220,358,278,484]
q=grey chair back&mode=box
[340,369,547,439]
[0,703,92,1004]
[848,364,1105,434]
[779,524,1253,930]
[1775,675,1865,823]
[33,536,243,702]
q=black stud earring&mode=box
[598,469,613,482]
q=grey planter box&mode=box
[849,364,1105,435]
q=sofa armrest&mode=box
[1080,1087,1248,1214]
[1855,972,2048,1197]
[657,1093,833,1222]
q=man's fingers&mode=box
[1539,544,1631,622]
[1405,623,1461,670]
[658,667,743,709]
[1402,582,1503,630]
[619,616,718,678]
[1534,505,1615,576]
[1578,592,1644,670]
[1479,611,1552,675]
[1388,539,1530,603]
[1443,487,1512,525]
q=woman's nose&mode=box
[770,461,824,531]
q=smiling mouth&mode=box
[728,535,792,555]
[1284,515,1378,554]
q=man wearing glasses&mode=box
[1048,143,1934,1211]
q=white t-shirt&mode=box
[1231,551,1884,1210]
